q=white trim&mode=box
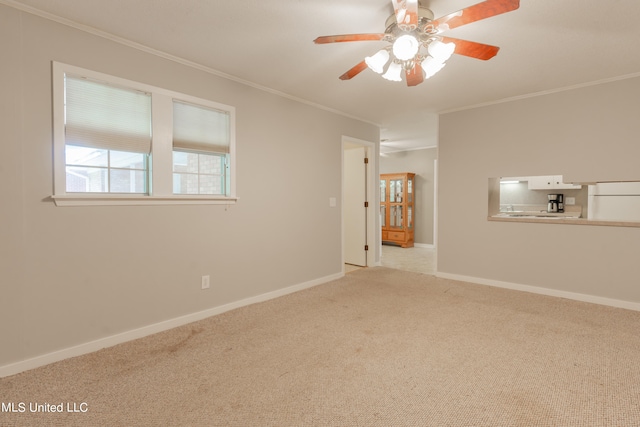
[436,271,640,312]
[0,272,343,378]
[433,159,438,271]
[413,243,435,249]
[439,72,640,114]
[341,136,379,268]
[1,0,378,128]
[4,0,636,125]
[51,194,239,207]
[380,145,438,155]
[52,61,237,201]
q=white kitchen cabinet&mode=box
[527,175,582,190]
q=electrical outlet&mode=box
[201,275,210,290]
[566,197,576,205]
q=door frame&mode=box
[342,136,379,270]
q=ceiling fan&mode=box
[314,0,520,86]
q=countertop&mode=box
[489,215,640,228]
[493,211,580,219]
[492,204,640,227]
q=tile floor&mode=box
[345,244,436,275]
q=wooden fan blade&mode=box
[339,61,368,80]
[432,0,520,32]
[406,62,424,87]
[441,36,500,60]
[314,34,386,44]
[392,0,419,30]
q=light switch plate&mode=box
[201,275,210,289]
[565,197,575,205]
[329,197,337,207]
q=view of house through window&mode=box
[172,151,227,195]
[66,146,148,193]
[172,100,230,195]
[63,73,152,194]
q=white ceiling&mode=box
[7,0,640,153]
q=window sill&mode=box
[51,194,239,207]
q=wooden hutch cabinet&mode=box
[380,173,415,248]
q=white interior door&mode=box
[344,146,367,266]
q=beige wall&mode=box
[380,148,437,245]
[438,76,640,303]
[0,5,24,368]
[0,5,378,368]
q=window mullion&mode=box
[150,94,174,196]
[107,150,111,192]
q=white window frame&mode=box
[52,61,237,206]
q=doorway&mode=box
[342,137,378,271]
[378,155,438,274]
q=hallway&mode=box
[345,245,435,275]
[380,244,435,275]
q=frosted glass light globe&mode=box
[422,56,447,79]
[428,40,455,62]
[392,35,420,61]
[365,49,390,74]
[382,62,403,82]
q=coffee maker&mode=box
[547,194,564,213]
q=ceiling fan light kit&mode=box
[314,0,520,87]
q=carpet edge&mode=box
[0,271,344,378]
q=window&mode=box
[64,75,151,194]
[172,151,226,195]
[66,146,148,193]
[52,62,236,206]
[172,100,230,195]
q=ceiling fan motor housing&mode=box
[385,6,435,33]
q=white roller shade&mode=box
[173,100,230,153]
[65,75,152,153]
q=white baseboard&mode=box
[414,243,435,249]
[0,272,343,378]
[436,271,640,312]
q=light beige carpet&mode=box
[2,267,640,426]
